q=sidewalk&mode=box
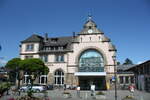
[1,89,150,100]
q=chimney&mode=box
[44,33,48,42]
[73,32,76,38]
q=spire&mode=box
[83,13,97,28]
[44,33,48,42]
[88,13,92,21]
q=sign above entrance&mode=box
[74,72,106,76]
[79,67,104,72]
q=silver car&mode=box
[20,84,46,92]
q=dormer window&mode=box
[51,38,58,43]
[26,44,34,51]
[89,26,92,29]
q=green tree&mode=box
[19,58,49,96]
[5,58,49,96]
[5,58,22,83]
[5,58,23,95]
[5,58,21,70]
[123,58,133,65]
[117,61,121,65]
[20,58,49,77]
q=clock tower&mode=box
[80,16,103,34]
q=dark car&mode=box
[47,84,53,90]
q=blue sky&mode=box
[0,0,150,66]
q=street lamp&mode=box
[112,53,117,100]
[6,68,10,95]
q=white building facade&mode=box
[20,17,116,90]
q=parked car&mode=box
[19,84,46,92]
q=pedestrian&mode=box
[64,84,66,90]
[129,84,135,93]
[91,84,95,96]
[129,84,135,97]
[76,86,80,98]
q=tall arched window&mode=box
[54,69,64,85]
[79,50,104,72]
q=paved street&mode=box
[1,89,150,100]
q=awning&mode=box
[74,72,106,76]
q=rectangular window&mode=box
[40,55,48,62]
[58,46,63,50]
[55,55,64,62]
[39,75,47,84]
[25,55,33,59]
[125,76,129,84]
[24,75,31,84]
[130,76,134,83]
[26,44,34,51]
[119,76,124,84]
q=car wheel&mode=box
[36,89,40,92]
[20,89,25,92]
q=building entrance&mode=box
[79,76,106,90]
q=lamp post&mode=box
[6,68,10,95]
[112,54,117,100]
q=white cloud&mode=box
[0,59,7,66]
[137,61,143,64]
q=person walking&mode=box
[129,84,135,97]
[91,84,95,96]
[129,84,135,93]
[76,86,80,98]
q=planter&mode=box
[122,96,136,100]
[95,95,106,100]
[63,93,71,98]
[63,91,71,98]
[122,98,136,100]
[95,91,106,100]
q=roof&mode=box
[80,19,103,34]
[126,60,150,71]
[117,64,136,71]
[102,35,111,42]
[84,20,97,28]
[109,43,117,51]
[21,34,44,43]
[44,36,73,46]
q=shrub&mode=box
[96,91,105,95]
[0,82,11,95]
[122,95,134,100]
[63,91,71,94]
[27,89,34,97]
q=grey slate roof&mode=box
[109,43,117,51]
[117,64,136,71]
[102,35,111,42]
[21,34,44,43]
[126,60,150,71]
[44,36,73,46]
[21,34,75,52]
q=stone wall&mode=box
[65,73,78,86]
[47,73,54,84]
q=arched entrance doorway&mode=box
[54,69,64,85]
[77,49,106,90]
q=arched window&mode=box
[79,50,104,72]
[54,69,64,85]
